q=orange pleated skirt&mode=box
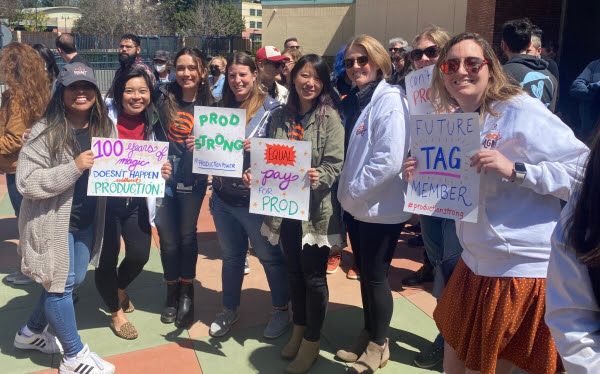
[433,258,564,374]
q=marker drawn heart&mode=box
[531,81,544,100]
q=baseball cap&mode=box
[255,46,290,63]
[57,62,98,88]
[153,50,170,61]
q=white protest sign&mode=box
[88,137,168,197]
[192,106,246,177]
[249,138,311,221]
[405,65,436,115]
[403,113,481,222]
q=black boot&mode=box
[175,281,194,328]
[160,281,180,324]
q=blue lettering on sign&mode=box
[411,181,472,207]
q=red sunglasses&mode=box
[440,57,488,75]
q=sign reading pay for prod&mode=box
[192,106,246,177]
[249,138,311,221]
[404,113,481,223]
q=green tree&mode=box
[210,4,245,36]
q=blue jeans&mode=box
[6,173,23,218]
[420,216,463,347]
[155,182,207,281]
[26,225,93,356]
[210,193,289,309]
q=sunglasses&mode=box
[410,45,441,61]
[266,61,285,69]
[343,56,369,69]
[440,57,488,75]
[288,45,300,49]
[389,47,401,53]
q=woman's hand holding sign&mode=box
[403,157,418,181]
[185,135,195,152]
[75,150,95,172]
[470,150,513,180]
[242,168,252,188]
[308,168,319,187]
[161,161,172,180]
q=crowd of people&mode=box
[0,17,598,374]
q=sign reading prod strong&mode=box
[249,138,311,221]
[87,138,168,197]
[192,106,246,177]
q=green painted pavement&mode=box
[194,297,442,373]
[0,192,15,217]
[0,249,194,373]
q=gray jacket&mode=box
[16,120,108,293]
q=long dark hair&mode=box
[113,69,155,135]
[222,52,266,125]
[36,83,112,162]
[286,54,340,127]
[33,43,59,84]
[567,128,600,268]
[163,47,213,127]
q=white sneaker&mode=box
[59,344,115,374]
[14,325,63,354]
[209,308,239,337]
[13,272,35,285]
[4,270,21,282]
[244,257,250,275]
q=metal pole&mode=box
[35,0,38,32]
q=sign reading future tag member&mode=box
[405,65,436,115]
[249,138,311,221]
[404,113,481,223]
[88,137,168,197]
[192,106,246,177]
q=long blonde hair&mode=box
[431,32,524,117]
[345,34,392,79]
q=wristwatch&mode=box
[512,162,527,184]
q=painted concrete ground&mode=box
[0,174,443,374]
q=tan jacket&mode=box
[0,91,30,174]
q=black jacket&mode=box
[503,54,558,112]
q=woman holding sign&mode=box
[243,54,345,374]
[95,70,172,340]
[185,52,291,339]
[13,63,116,373]
[336,34,410,373]
[154,47,213,328]
[426,32,587,374]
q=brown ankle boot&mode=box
[285,338,320,374]
[336,329,370,362]
[281,325,307,359]
[348,339,389,373]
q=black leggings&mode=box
[95,197,151,313]
[280,219,330,342]
[345,212,404,346]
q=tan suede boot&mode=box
[348,339,389,373]
[285,338,320,374]
[336,329,370,362]
[281,325,307,359]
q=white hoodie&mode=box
[457,93,588,278]
[338,80,411,224]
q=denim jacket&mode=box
[261,106,345,249]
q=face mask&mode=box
[210,66,221,77]
[154,64,166,73]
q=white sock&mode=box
[21,325,35,338]
[63,353,78,364]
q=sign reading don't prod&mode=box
[403,113,481,223]
[192,106,246,177]
[249,138,311,221]
[87,137,168,197]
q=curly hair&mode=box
[0,42,50,128]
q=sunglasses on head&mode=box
[343,56,369,69]
[440,57,488,75]
[410,45,441,61]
